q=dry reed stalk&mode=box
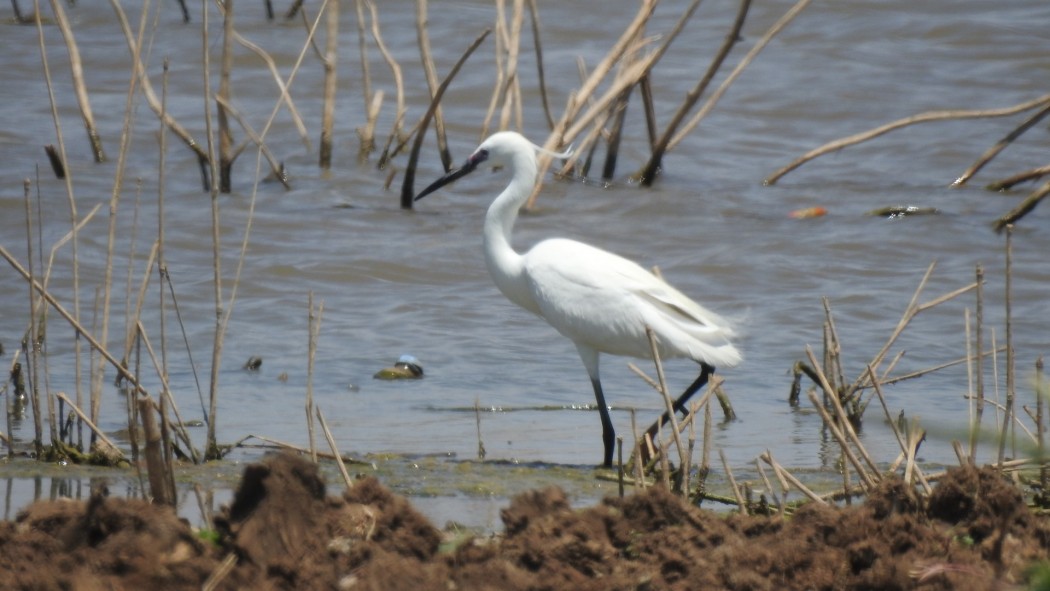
[55,392,122,457]
[765,92,1050,185]
[3,350,19,457]
[630,408,646,490]
[319,0,339,169]
[903,420,925,491]
[33,0,80,453]
[202,553,238,591]
[401,28,491,208]
[201,0,224,459]
[306,293,322,463]
[91,0,149,440]
[617,436,625,498]
[525,0,657,207]
[986,164,1050,191]
[138,396,174,505]
[805,387,876,491]
[216,0,236,192]
[720,448,746,514]
[354,0,376,153]
[1037,356,1047,492]
[47,0,105,162]
[760,451,827,505]
[755,458,783,515]
[972,265,986,457]
[22,178,46,453]
[231,31,310,151]
[478,7,507,141]
[494,0,525,133]
[805,347,880,478]
[0,248,172,448]
[474,397,486,460]
[135,321,200,462]
[416,0,452,170]
[953,100,1050,187]
[316,407,354,492]
[683,402,697,496]
[525,0,554,130]
[157,59,172,463]
[365,0,407,167]
[675,0,813,155]
[994,178,1050,231]
[637,0,748,185]
[213,96,289,187]
[998,226,1015,466]
[109,0,210,187]
[867,365,932,494]
[842,263,978,410]
[645,327,687,478]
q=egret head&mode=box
[414,132,569,202]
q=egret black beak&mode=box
[414,149,489,201]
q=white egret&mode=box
[415,131,740,467]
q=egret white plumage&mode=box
[415,131,740,468]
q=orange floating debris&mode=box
[789,206,828,219]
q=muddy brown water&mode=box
[0,1,1048,528]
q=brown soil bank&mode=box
[1,453,1048,590]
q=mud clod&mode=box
[1,455,1048,590]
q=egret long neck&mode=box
[482,151,541,315]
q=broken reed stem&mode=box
[630,408,645,490]
[202,553,238,591]
[318,0,339,169]
[366,0,407,166]
[998,226,1015,466]
[720,448,746,514]
[306,293,320,463]
[953,99,1050,187]
[217,0,236,192]
[158,60,170,465]
[638,0,745,185]
[526,0,657,207]
[135,321,199,462]
[138,396,175,505]
[617,436,625,498]
[316,407,354,492]
[354,0,377,154]
[806,346,881,481]
[48,0,106,162]
[22,180,45,453]
[645,327,687,476]
[1037,356,1047,492]
[868,365,932,494]
[231,30,310,151]
[760,451,827,505]
[56,392,122,456]
[766,92,1050,185]
[986,164,1050,192]
[474,397,486,460]
[994,177,1050,231]
[416,0,452,170]
[755,458,783,515]
[972,263,986,461]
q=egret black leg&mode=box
[642,362,714,452]
[590,378,616,468]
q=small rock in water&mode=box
[373,354,424,380]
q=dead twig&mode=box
[765,92,1050,185]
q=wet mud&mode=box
[1,453,1047,590]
